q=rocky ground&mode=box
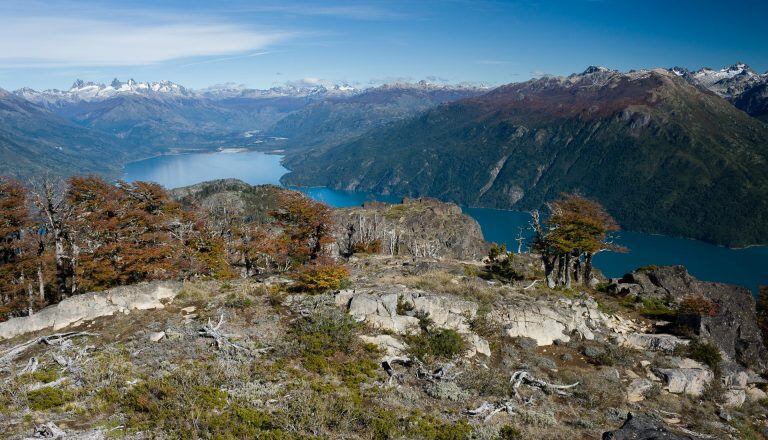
[1,252,767,439]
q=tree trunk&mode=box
[564,253,572,289]
[584,253,594,286]
[573,256,581,284]
[542,254,556,289]
[37,262,45,303]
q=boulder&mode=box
[148,331,166,342]
[0,281,180,340]
[602,412,704,439]
[654,359,713,396]
[626,378,654,402]
[746,386,768,402]
[359,334,407,358]
[608,266,768,371]
[616,333,689,353]
[722,389,746,407]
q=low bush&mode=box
[679,295,719,317]
[638,298,677,320]
[291,263,350,294]
[352,239,382,254]
[679,339,722,374]
[482,244,523,283]
[293,308,359,356]
[27,387,73,411]
[407,328,467,361]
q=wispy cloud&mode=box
[228,3,408,21]
[179,51,274,68]
[0,5,295,68]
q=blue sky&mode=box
[1,0,767,91]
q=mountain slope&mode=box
[265,82,487,151]
[0,89,128,178]
[283,67,768,246]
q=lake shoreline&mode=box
[125,150,768,293]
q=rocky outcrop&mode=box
[609,266,768,371]
[0,281,180,340]
[602,413,703,440]
[336,288,490,357]
[332,198,488,260]
[487,296,643,346]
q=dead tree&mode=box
[30,177,74,303]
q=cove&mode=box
[124,151,768,293]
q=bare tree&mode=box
[30,176,74,303]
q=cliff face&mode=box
[331,198,489,260]
[610,265,768,371]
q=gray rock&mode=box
[609,266,768,371]
[617,333,689,353]
[602,412,704,439]
[0,281,180,340]
[626,378,654,402]
[148,331,166,342]
[654,359,713,396]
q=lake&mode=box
[124,151,768,293]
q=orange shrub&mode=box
[678,295,719,317]
[291,263,350,294]
[352,239,382,255]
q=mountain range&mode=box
[282,66,768,247]
[672,63,768,121]
[2,64,768,245]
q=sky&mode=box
[1,0,767,91]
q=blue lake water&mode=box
[124,151,768,293]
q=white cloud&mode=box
[0,16,293,68]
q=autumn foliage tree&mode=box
[270,192,334,265]
[0,178,41,318]
[0,175,234,320]
[532,193,622,288]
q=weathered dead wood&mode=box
[467,400,516,421]
[0,331,96,366]
[198,314,244,351]
[523,280,540,290]
[510,370,579,397]
[20,357,39,374]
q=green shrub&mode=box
[293,308,359,355]
[680,340,722,374]
[409,416,472,440]
[27,387,72,411]
[407,328,467,361]
[498,425,523,439]
[638,298,676,320]
[482,244,523,283]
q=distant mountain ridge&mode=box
[14,78,484,104]
[671,63,768,121]
[282,66,768,247]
